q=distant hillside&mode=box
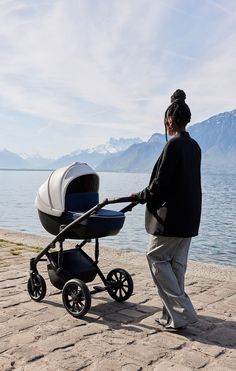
[0,150,26,168]
[189,110,236,168]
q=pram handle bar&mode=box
[105,197,139,213]
[106,196,133,204]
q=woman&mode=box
[132,89,202,329]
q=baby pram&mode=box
[27,162,137,318]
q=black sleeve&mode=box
[135,141,179,205]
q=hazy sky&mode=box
[0,0,235,158]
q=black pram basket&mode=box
[47,249,98,290]
[35,162,125,239]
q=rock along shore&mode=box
[0,228,235,371]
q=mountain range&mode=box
[1,109,236,172]
[97,109,236,172]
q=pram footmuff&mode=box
[27,162,137,318]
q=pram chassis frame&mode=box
[28,197,138,315]
[30,197,136,272]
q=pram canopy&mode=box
[35,162,125,239]
[35,162,99,217]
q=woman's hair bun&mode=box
[170,89,186,103]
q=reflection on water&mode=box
[0,169,235,267]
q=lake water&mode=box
[0,169,235,267]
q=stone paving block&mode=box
[198,309,232,322]
[0,281,18,289]
[21,300,49,312]
[127,293,149,305]
[99,334,128,347]
[22,351,91,371]
[205,302,235,316]
[153,360,193,371]
[120,323,157,337]
[205,326,236,347]
[1,295,30,309]
[75,341,123,366]
[224,294,236,306]
[170,349,209,369]
[206,287,236,298]
[105,312,134,324]
[226,348,236,358]
[0,312,10,323]
[89,358,125,371]
[119,341,167,366]
[149,332,186,350]
[33,318,86,338]
[139,313,161,328]
[9,332,36,346]
[0,323,13,338]
[121,363,142,371]
[222,282,236,290]
[111,324,153,340]
[204,357,236,370]
[0,356,15,371]
[192,292,221,306]
[119,308,147,320]
[91,301,125,315]
[4,344,45,366]
[36,324,105,353]
[191,340,224,357]
[1,288,22,298]
[0,340,10,354]
[135,303,157,315]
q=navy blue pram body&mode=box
[36,163,125,239]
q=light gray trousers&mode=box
[147,235,197,328]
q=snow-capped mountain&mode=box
[50,137,143,168]
[87,137,143,154]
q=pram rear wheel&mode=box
[107,268,133,302]
[27,274,46,302]
[62,279,91,318]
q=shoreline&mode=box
[0,228,235,281]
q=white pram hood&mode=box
[35,162,99,217]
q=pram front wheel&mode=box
[27,274,46,302]
[62,279,91,318]
[107,268,133,302]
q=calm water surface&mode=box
[0,169,235,267]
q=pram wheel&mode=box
[107,268,133,302]
[62,279,91,318]
[27,274,46,302]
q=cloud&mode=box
[209,0,236,15]
[0,0,235,156]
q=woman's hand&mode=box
[130,193,138,202]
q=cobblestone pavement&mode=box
[0,229,235,371]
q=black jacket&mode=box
[136,131,202,237]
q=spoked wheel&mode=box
[27,274,46,302]
[62,279,91,318]
[107,268,133,302]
